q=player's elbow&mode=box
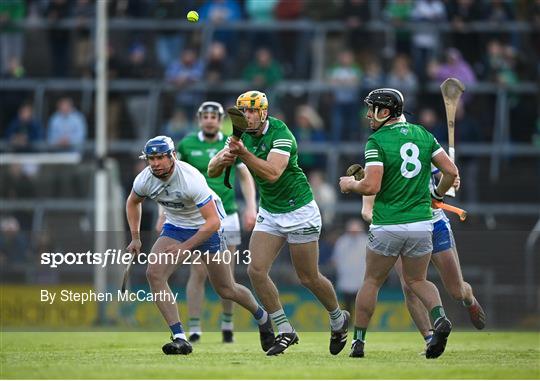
[443,162,459,179]
[361,211,372,224]
[363,182,380,196]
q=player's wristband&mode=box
[431,189,444,201]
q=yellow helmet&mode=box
[236,90,268,111]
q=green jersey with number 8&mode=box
[364,121,443,225]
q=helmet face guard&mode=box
[140,136,176,178]
[197,101,225,121]
[236,91,268,134]
[364,88,404,123]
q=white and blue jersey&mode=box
[430,165,455,254]
[132,160,226,252]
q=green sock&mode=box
[430,306,446,324]
[353,326,367,342]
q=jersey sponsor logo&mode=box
[207,148,218,158]
[191,150,203,156]
[158,200,185,209]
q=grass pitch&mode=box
[1,331,539,379]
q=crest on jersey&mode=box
[400,127,408,135]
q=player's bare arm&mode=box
[229,139,288,183]
[361,195,375,224]
[126,190,144,255]
[339,165,383,196]
[432,151,459,198]
[433,164,461,191]
[155,204,166,233]
[208,147,236,177]
[237,164,258,230]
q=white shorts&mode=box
[254,200,322,244]
[221,212,241,246]
[367,220,433,258]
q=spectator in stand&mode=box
[47,97,87,151]
[123,42,157,140]
[0,0,25,76]
[386,54,418,112]
[161,108,195,143]
[341,0,372,53]
[198,0,242,55]
[205,41,231,105]
[122,42,156,78]
[274,0,310,78]
[5,103,43,151]
[384,0,414,54]
[410,0,447,80]
[165,48,204,122]
[242,47,284,90]
[483,40,519,86]
[304,0,342,20]
[361,58,385,93]
[46,0,71,77]
[245,0,279,56]
[483,0,515,22]
[428,47,476,103]
[2,56,24,79]
[0,216,30,267]
[0,164,36,199]
[327,50,362,142]
[309,170,337,226]
[417,107,446,142]
[292,105,326,171]
[71,0,95,78]
[445,0,484,63]
[151,0,191,68]
[331,219,367,320]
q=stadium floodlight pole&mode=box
[94,0,108,325]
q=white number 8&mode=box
[400,143,421,178]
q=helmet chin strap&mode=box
[371,106,391,130]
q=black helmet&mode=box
[197,101,224,120]
[364,88,404,118]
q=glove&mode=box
[431,188,444,202]
[346,164,365,181]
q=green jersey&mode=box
[177,131,238,215]
[240,116,313,213]
[365,121,443,225]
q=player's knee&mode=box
[401,282,415,298]
[247,264,266,280]
[297,272,320,289]
[215,284,236,300]
[146,266,164,285]
[189,267,207,284]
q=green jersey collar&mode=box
[198,131,224,142]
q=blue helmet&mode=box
[140,136,175,160]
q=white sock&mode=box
[269,309,294,333]
[329,308,344,330]
[256,310,269,325]
[173,333,187,340]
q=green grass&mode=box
[1,331,539,379]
